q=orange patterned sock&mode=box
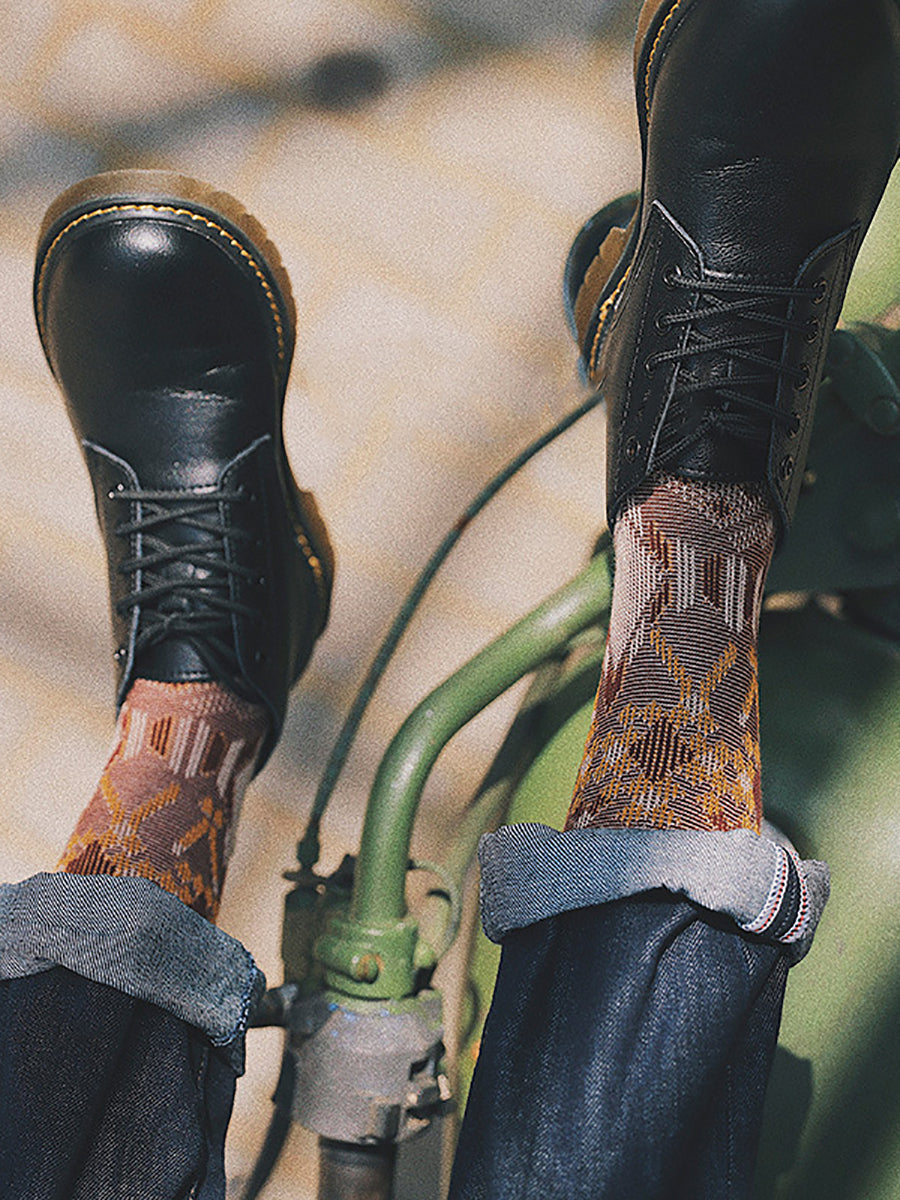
[57,680,269,922]
[565,475,775,833]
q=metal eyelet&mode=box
[654,310,670,334]
[794,364,810,391]
[624,436,640,460]
[789,413,801,437]
[662,264,681,288]
[813,278,827,305]
[779,455,795,480]
[805,317,819,343]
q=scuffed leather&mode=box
[35,205,327,767]
[592,0,900,534]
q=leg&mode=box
[453,1,900,1195]
[451,899,786,1200]
[0,172,333,1197]
[0,970,236,1200]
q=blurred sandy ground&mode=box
[0,1,642,1194]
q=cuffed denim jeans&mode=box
[0,874,264,1199]
[449,824,829,1200]
[0,828,828,1199]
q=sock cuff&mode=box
[58,680,269,922]
[125,678,268,725]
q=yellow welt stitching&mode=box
[644,0,683,122]
[291,518,329,621]
[36,203,287,363]
[588,264,631,379]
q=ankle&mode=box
[566,475,774,833]
[57,680,269,922]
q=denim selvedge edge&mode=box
[0,873,264,1072]
[479,824,829,961]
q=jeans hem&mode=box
[0,872,265,1067]
[478,824,829,961]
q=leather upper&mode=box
[34,199,331,767]
[590,0,900,535]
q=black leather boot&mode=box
[570,0,900,537]
[34,170,334,769]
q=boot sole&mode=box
[573,2,679,377]
[564,192,639,348]
[35,168,334,634]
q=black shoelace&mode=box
[111,486,261,684]
[644,266,825,443]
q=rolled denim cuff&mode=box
[0,873,265,1072]
[479,825,829,962]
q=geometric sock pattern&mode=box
[57,679,269,922]
[565,474,776,833]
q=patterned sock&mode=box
[565,475,776,833]
[57,680,269,922]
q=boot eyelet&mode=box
[662,264,681,288]
[813,278,827,304]
[654,310,670,334]
[257,575,266,587]
[624,436,640,460]
[805,317,819,343]
[789,413,801,437]
[794,364,810,391]
[779,455,795,480]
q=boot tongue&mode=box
[658,276,785,482]
[680,288,775,407]
[116,389,255,687]
[131,504,237,690]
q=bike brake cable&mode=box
[295,387,603,871]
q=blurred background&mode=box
[0,1,641,1194]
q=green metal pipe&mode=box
[416,660,564,958]
[352,553,611,930]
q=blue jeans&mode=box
[0,830,827,1198]
[448,825,829,1200]
[0,874,263,1199]
[0,968,237,1200]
